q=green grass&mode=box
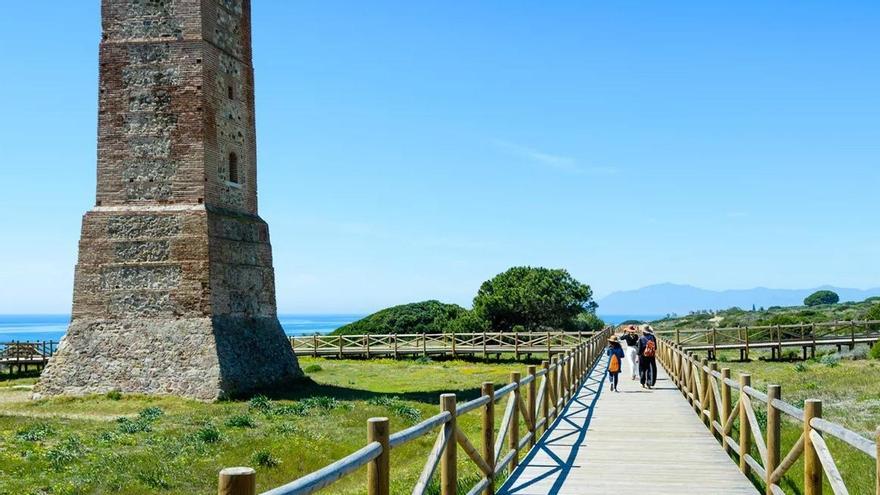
[709,347,880,494]
[0,357,533,495]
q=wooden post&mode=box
[744,327,750,361]
[510,372,521,468]
[367,417,390,495]
[393,334,398,360]
[365,335,371,359]
[712,328,718,360]
[451,333,456,358]
[481,383,495,495]
[483,332,488,359]
[313,334,318,357]
[804,399,822,495]
[440,394,457,495]
[528,365,537,448]
[676,328,681,344]
[546,331,551,358]
[700,358,710,427]
[766,385,781,495]
[218,467,255,495]
[423,334,427,357]
[739,374,752,476]
[875,427,879,495]
[709,363,719,438]
[542,360,550,432]
[550,356,559,420]
[338,335,343,359]
[721,368,732,455]
[514,331,520,360]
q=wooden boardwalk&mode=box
[499,346,757,495]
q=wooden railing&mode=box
[652,320,880,360]
[657,338,880,495]
[217,328,612,495]
[0,341,58,373]
[290,331,596,359]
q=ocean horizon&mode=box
[0,313,660,343]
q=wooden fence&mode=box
[0,341,58,374]
[652,320,880,360]
[657,338,880,495]
[289,331,596,359]
[217,328,612,495]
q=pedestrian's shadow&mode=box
[498,355,608,495]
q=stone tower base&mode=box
[34,316,301,401]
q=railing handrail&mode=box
[656,337,879,495]
[652,319,880,335]
[217,327,614,495]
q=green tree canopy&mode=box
[332,300,470,335]
[804,290,840,307]
[473,266,596,331]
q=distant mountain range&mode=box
[598,283,880,315]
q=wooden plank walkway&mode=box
[499,345,758,494]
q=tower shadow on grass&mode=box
[229,376,487,406]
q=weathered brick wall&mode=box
[36,0,301,400]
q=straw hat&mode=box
[608,335,619,343]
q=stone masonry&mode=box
[35,0,302,400]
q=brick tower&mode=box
[35,0,302,400]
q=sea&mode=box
[0,313,660,343]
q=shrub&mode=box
[195,423,221,443]
[804,290,839,307]
[137,465,172,490]
[248,395,273,413]
[870,340,880,360]
[300,396,340,411]
[367,396,422,423]
[16,423,55,442]
[820,353,840,368]
[46,436,85,470]
[414,356,433,365]
[138,406,164,422]
[303,364,323,373]
[273,403,309,416]
[333,300,471,335]
[866,305,880,331]
[106,390,122,400]
[117,417,152,434]
[225,414,256,428]
[252,450,280,467]
[794,362,808,373]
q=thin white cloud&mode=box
[491,139,617,176]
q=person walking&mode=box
[638,326,658,389]
[606,335,625,392]
[620,326,640,380]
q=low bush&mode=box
[105,390,122,400]
[248,395,273,413]
[195,423,221,444]
[820,354,840,368]
[138,406,164,422]
[367,396,422,423]
[117,417,152,434]
[46,436,85,470]
[871,340,880,360]
[794,362,808,373]
[303,364,323,373]
[225,414,256,428]
[16,423,54,442]
[252,450,280,468]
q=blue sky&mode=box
[1,1,878,314]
